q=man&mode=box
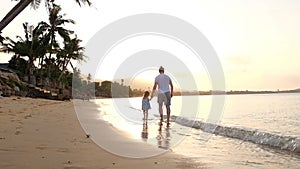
[151,66,173,127]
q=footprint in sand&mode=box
[57,148,70,153]
[36,146,47,150]
[14,130,22,135]
[24,114,32,119]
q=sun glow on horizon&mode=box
[91,34,212,91]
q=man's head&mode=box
[159,66,164,73]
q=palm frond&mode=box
[30,0,42,10]
[75,0,92,7]
[0,33,4,44]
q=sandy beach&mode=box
[0,96,206,169]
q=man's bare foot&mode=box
[166,122,170,128]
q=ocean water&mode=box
[77,93,300,168]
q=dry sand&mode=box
[0,97,207,169]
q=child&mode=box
[142,91,151,120]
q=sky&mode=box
[1,0,300,91]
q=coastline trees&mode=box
[8,22,50,84]
[0,3,85,92]
[0,0,91,99]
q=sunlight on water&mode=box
[90,93,300,168]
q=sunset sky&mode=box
[1,0,300,91]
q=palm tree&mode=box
[48,4,75,43]
[42,3,76,82]
[4,22,50,84]
[0,0,92,32]
[57,35,85,81]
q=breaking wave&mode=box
[174,116,300,154]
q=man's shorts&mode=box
[157,92,171,106]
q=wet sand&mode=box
[0,97,207,169]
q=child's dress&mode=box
[142,98,151,110]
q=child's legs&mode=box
[145,110,148,119]
[143,110,146,119]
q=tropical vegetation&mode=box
[0,1,87,98]
[0,0,147,99]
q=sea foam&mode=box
[174,116,300,153]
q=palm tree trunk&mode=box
[0,0,32,32]
[28,58,35,85]
[58,57,70,81]
[69,61,76,72]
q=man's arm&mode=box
[169,80,173,97]
[151,82,158,99]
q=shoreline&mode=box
[0,96,207,169]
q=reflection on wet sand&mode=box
[141,118,148,140]
[140,118,173,150]
[157,120,171,150]
[141,118,172,150]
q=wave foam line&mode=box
[173,116,300,153]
